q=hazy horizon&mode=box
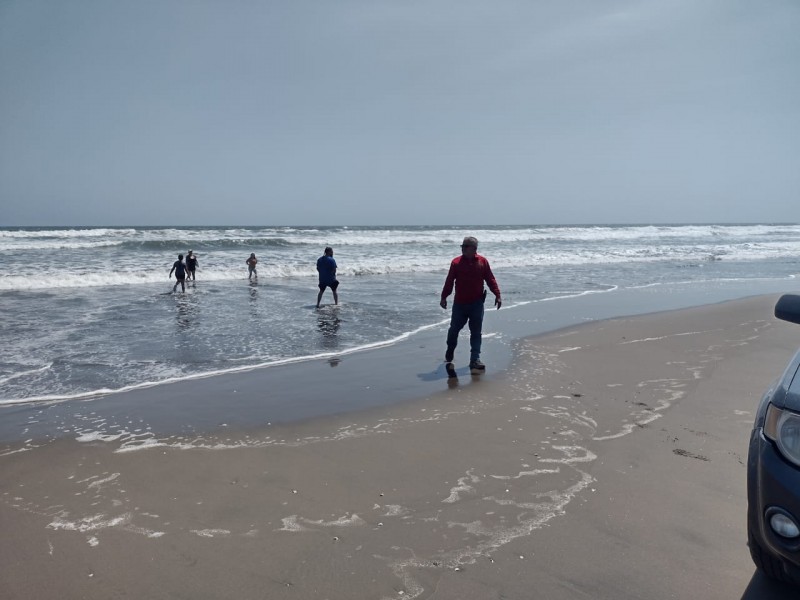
[3,222,799,230]
[2,0,798,227]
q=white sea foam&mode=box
[279,516,306,532]
[191,529,231,537]
[3,223,800,290]
[75,431,130,443]
[538,445,597,464]
[490,468,559,480]
[620,330,706,344]
[0,239,125,252]
[86,473,120,489]
[0,228,136,239]
[384,449,597,600]
[0,364,52,385]
[279,514,364,532]
[48,512,131,533]
[0,317,451,407]
[382,505,409,517]
[442,470,480,504]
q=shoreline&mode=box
[2,294,798,598]
[2,277,799,448]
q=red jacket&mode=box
[441,254,501,305]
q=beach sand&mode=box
[2,294,799,599]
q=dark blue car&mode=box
[748,294,800,586]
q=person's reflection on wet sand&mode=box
[317,309,342,350]
[248,282,259,317]
[175,295,198,330]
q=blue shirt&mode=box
[172,260,186,278]
[316,255,337,285]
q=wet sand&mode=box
[2,295,799,599]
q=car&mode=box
[747,293,800,586]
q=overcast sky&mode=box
[1,0,798,226]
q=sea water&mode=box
[1,224,799,406]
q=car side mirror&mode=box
[775,294,800,325]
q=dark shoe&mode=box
[469,360,485,374]
[445,362,457,379]
[445,348,454,362]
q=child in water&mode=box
[169,254,187,292]
[185,250,198,281]
[246,253,258,281]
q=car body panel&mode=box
[748,429,800,575]
[747,294,800,586]
[760,353,800,415]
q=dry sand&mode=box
[2,294,799,599]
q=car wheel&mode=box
[748,526,798,585]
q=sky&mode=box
[1,0,798,227]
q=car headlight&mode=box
[765,404,800,468]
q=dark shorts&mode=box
[318,280,339,291]
[176,274,185,281]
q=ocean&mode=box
[1,224,799,409]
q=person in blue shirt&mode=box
[316,247,339,308]
[169,254,187,293]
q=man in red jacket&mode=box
[440,236,502,373]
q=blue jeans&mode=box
[446,299,484,362]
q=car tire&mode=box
[748,526,798,585]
